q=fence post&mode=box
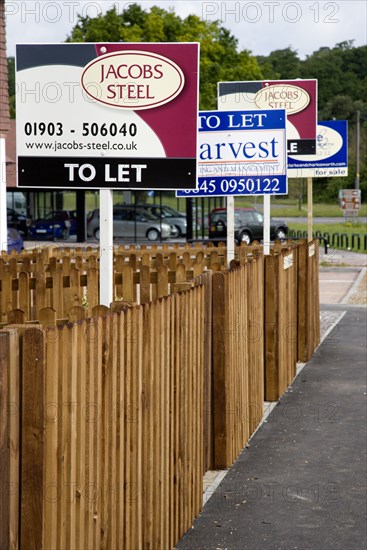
[212,271,229,468]
[20,327,46,549]
[199,271,214,473]
[297,240,308,362]
[0,329,20,550]
[264,252,280,401]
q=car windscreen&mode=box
[210,212,226,223]
[135,208,157,220]
[43,212,68,221]
[252,212,263,223]
[162,206,184,217]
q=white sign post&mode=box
[99,190,114,305]
[227,196,235,263]
[263,195,271,255]
[307,177,313,242]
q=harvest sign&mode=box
[177,109,287,197]
[16,43,199,189]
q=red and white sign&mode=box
[16,43,199,189]
[218,79,318,155]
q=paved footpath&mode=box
[176,253,367,550]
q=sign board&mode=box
[218,79,317,155]
[288,120,348,177]
[177,109,287,197]
[339,189,361,217]
[16,43,199,189]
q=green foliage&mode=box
[7,57,15,118]
[256,47,301,79]
[66,4,264,109]
[8,4,366,199]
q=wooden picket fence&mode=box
[0,240,320,550]
[0,245,228,323]
[212,252,264,468]
[264,243,299,401]
[297,239,320,362]
[0,287,205,550]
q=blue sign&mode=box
[287,120,348,178]
[177,109,287,197]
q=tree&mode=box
[67,4,264,109]
[256,47,301,79]
[300,42,367,109]
[7,56,15,118]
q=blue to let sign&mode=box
[177,109,287,197]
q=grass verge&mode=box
[289,222,367,253]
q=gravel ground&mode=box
[320,248,367,305]
[346,270,367,305]
[320,247,367,267]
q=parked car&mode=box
[7,227,24,253]
[7,207,31,236]
[131,203,187,237]
[87,205,175,241]
[208,207,288,245]
[28,210,77,240]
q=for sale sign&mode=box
[218,79,317,155]
[16,43,199,189]
[287,120,348,177]
[177,109,287,197]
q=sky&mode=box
[4,0,367,59]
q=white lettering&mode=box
[64,163,96,182]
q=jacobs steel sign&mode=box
[15,43,199,190]
[81,50,185,109]
[177,109,287,197]
[218,79,317,155]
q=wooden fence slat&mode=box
[21,327,46,550]
[75,321,87,550]
[68,305,86,323]
[0,330,20,550]
[212,272,228,468]
[157,265,169,299]
[7,308,25,324]
[140,265,151,304]
[201,271,213,472]
[264,253,279,401]
[43,325,59,550]
[122,264,134,303]
[0,273,12,322]
[115,311,125,549]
